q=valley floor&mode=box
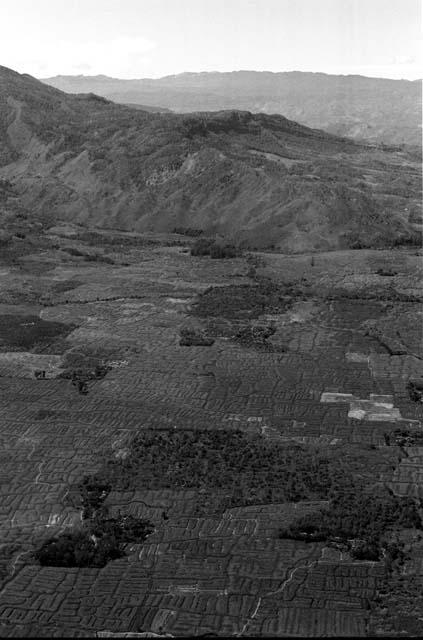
[0,227,422,637]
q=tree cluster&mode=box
[190,238,241,259]
[407,379,423,403]
[35,476,154,568]
[279,489,421,561]
[173,227,203,237]
[91,430,350,512]
[191,281,306,320]
[179,328,215,347]
[234,324,278,349]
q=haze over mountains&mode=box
[42,70,422,146]
[0,65,421,252]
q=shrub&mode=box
[407,379,423,403]
[386,428,423,447]
[79,476,112,519]
[344,234,367,250]
[83,253,115,264]
[350,539,381,561]
[210,243,239,259]
[173,227,203,237]
[190,239,241,258]
[0,232,12,247]
[34,530,124,568]
[59,364,112,385]
[392,232,422,247]
[376,268,398,277]
[235,324,276,345]
[63,246,85,257]
[90,514,154,544]
[190,238,214,256]
[51,280,83,294]
[33,408,57,421]
[179,328,215,347]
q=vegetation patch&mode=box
[279,488,421,560]
[62,246,115,264]
[384,428,423,447]
[33,408,58,421]
[34,530,124,568]
[0,233,54,266]
[173,227,204,237]
[190,238,215,256]
[87,430,351,513]
[234,323,283,351]
[83,253,115,264]
[62,246,86,257]
[210,243,240,259]
[191,280,307,319]
[58,349,114,393]
[79,475,112,520]
[51,280,83,294]
[0,315,76,352]
[376,268,398,277]
[74,231,158,248]
[190,238,242,259]
[406,379,423,403]
[179,328,215,347]
[59,365,111,395]
[364,325,407,356]
[35,514,154,568]
[35,476,154,568]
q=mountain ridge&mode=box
[0,65,421,252]
[41,70,422,146]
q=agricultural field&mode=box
[0,225,422,637]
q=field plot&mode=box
[0,229,422,636]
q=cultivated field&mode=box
[0,226,422,637]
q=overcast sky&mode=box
[1,0,421,80]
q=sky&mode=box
[0,0,421,80]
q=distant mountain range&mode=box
[42,70,422,146]
[0,65,421,252]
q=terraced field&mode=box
[0,226,422,637]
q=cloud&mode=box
[69,36,156,76]
[393,55,416,65]
[0,35,156,77]
[74,63,94,72]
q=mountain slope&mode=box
[1,66,421,252]
[42,70,422,146]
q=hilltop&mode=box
[42,70,422,146]
[0,65,421,252]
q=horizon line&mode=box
[38,69,422,83]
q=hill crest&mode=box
[41,70,422,146]
[0,65,421,252]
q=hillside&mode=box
[0,65,421,252]
[122,103,172,112]
[42,70,422,146]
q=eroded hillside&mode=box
[42,71,422,146]
[0,66,421,252]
